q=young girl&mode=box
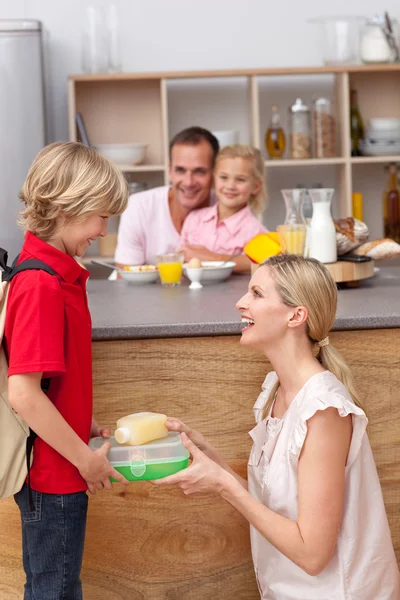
[179,144,267,273]
[154,254,400,599]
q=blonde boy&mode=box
[4,142,129,599]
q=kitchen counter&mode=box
[88,266,400,340]
[2,266,400,599]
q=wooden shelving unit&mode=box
[68,64,400,253]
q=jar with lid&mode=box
[360,16,393,63]
[289,98,311,159]
[313,98,336,158]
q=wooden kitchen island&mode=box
[1,269,400,599]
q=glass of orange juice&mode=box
[156,253,184,287]
[277,224,307,256]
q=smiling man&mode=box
[114,127,219,266]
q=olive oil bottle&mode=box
[350,89,364,157]
[265,105,286,159]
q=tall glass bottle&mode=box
[383,163,400,243]
[265,105,286,159]
[350,89,364,157]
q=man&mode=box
[114,127,219,267]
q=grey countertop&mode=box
[87,266,400,340]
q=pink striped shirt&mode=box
[180,203,267,255]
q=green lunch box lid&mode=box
[88,432,190,479]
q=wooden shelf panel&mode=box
[264,158,346,167]
[351,156,400,164]
[69,63,400,83]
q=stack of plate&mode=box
[360,118,400,156]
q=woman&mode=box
[154,254,400,599]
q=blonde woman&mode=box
[5,142,130,600]
[155,254,400,599]
[179,144,267,273]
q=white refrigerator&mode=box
[0,19,46,261]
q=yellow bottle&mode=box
[114,412,168,446]
[265,105,286,159]
[352,192,363,221]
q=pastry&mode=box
[334,218,369,255]
[353,238,400,260]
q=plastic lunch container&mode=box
[89,432,190,481]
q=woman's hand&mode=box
[166,418,211,454]
[90,418,110,439]
[152,432,232,495]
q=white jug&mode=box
[307,188,337,263]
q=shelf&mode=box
[351,156,400,164]
[68,63,400,83]
[117,164,165,172]
[264,158,346,168]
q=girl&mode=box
[179,144,267,273]
[154,254,400,599]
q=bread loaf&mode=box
[334,218,369,255]
[353,238,400,260]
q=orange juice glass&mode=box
[156,253,184,287]
[277,224,307,255]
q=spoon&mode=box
[91,259,125,272]
[218,252,242,267]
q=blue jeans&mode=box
[14,483,88,600]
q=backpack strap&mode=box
[0,249,57,508]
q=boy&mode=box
[5,142,130,599]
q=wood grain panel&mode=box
[1,329,399,599]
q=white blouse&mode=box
[248,370,400,599]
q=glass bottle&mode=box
[313,97,336,158]
[350,89,364,157]
[265,105,286,159]
[281,189,307,225]
[383,163,400,243]
[289,98,311,159]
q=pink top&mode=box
[248,371,400,599]
[180,203,267,255]
[115,186,180,265]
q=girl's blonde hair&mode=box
[214,144,267,216]
[19,141,128,240]
[259,254,363,419]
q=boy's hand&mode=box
[79,442,129,494]
[90,417,110,439]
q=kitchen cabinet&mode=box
[68,64,400,257]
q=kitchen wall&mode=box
[1,0,399,235]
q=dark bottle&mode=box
[383,163,400,243]
[350,89,364,157]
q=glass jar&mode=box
[313,98,336,158]
[360,17,392,64]
[289,98,311,159]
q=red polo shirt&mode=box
[4,232,92,493]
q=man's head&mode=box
[19,142,128,256]
[168,127,219,212]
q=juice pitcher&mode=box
[278,189,308,256]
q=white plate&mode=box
[368,118,400,132]
[183,261,235,283]
[120,268,159,285]
[359,140,400,156]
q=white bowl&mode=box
[211,130,239,148]
[183,261,235,284]
[94,143,148,165]
[119,266,159,285]
[368,119,400,132]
